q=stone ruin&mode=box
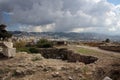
[0,41,16,58]
[38,48,98,64]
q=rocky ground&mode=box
[0,45,120,80]
[0,52,95,80]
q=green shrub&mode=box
[29,47,39,53]
[105,38,110,43]
[14,41,27,48]
[16,47,30,53]
[0,24,12,40]
[36,39,53,48]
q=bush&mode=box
[0,24,12,40]
[36,39,53,48]
[29,47,39,53]
[105,38,110,43]
[14,41,27,48]
[16,47,30,53]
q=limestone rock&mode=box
[68,76,73,80]
[0,42,16,58]
[103,76,112,80]
[52,72,61,77]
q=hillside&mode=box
[11,31,120,41]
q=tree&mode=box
[105,38,110,43]
[0,24,12,40]
[14,41,27,48]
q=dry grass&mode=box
[77,47,101,55]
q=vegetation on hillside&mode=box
[14,39,53,53]
[0,24,12,40]
[105,38,110,43]
[36,39,53,48]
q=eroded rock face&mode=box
[99,45,120,52]
[93,60,120,80]
[67,52,98,64]
[109,62,120,80]
[38,48,98,64]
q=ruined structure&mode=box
[0,24,15,57]
[38,48,98,64]
[0,41,16,57]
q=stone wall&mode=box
[99,46,120,52]
[38,48,98,64]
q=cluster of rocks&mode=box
[38,48,98,64]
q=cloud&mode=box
[19,23,55,32]
[0,0,120,34]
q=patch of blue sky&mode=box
[107,0,120,5]
[2,12,11,23]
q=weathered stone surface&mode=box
[103,76,112,80]
[68,76,73,80]
[3,42,13,48]
[13,68,35,77]
[0,42,16,57]
[2,48,16,57]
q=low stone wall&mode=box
[99,46,120,52]
[38,48,98,64]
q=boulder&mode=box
[103,76,112,80]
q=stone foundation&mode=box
[38,48,98,64]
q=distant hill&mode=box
[10,31,120,42]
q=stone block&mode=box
[2,48,16,57]
[3,42,13,48]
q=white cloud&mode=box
[71,28,85,33]
[0,0,120,34]
[19,23,55,32]
[109,27,116,32]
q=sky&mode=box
[108,0,120,5]
[0,0,120,35]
